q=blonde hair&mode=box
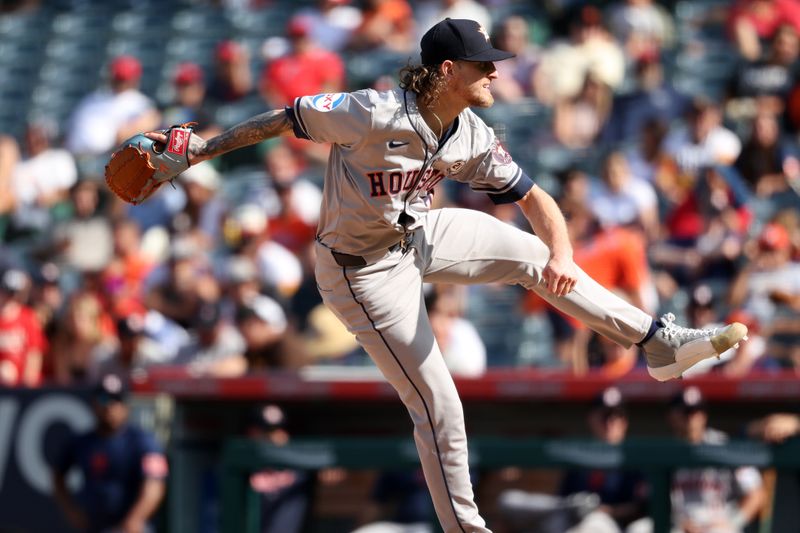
[398,62,448,107]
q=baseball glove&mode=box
[104,123,198,205]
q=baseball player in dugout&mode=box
[139,19,749,533]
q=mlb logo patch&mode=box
[167,129,190,155]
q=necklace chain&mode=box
[431,110,444,138]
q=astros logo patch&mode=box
[448,160,466,175]
[311,93,346,112]
[491,141,512,165]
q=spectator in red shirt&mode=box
[262,144,321,255]
[728,0,800,60]
[0,269,45,387]
[259,15,346,108]
[207,40,254,105]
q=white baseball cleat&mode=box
[642,313,749,381]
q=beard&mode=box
[465,85,494,108]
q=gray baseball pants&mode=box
[314,208,652,533]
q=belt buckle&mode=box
[399,232,412,253]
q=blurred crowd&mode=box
[1,0,800,388]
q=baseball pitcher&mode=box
[135,19,747,533]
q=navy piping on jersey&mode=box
[402,90,431,218]
[437,116,459,150]
[474,170,535,204]
[340,266,469,533]
[286,103,311,140]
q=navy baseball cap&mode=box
[670,386,707,413]
[421,18,515,65]
[92,374,129,403]
[591,386,627,417]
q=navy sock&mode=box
[636,318,663,347]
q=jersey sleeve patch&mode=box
[292,91,372,146]
[310,93,346,112]
[491,141,513,165]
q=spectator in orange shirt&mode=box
[347,0,415,53]
[102,219,154,317]
[0,269,46,387]
[526,200,654,374]
[260,15,346,108]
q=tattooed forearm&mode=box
[196,109,292,159]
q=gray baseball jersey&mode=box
[288,88,534,256]
[285,88,652,533]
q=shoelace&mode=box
[659,313,718,341]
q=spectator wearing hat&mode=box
[220,255,262,314]
[0,268,45,387]
[66,55,160,157]
[207,40,254,105]
[144,234,216,330]
[242,403,318,533]
[495,387,649,533]
[161,62,221,141]
[259,15,345,108]
[558,387,649,533]
[235,293,307,372]
[730,218,800,370]
[174,300,247,377]
[88,313,147,382]
[52,374,168,533]
[667,386,766,533]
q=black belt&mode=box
[329,234,413,267]
[330,251,367,267]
